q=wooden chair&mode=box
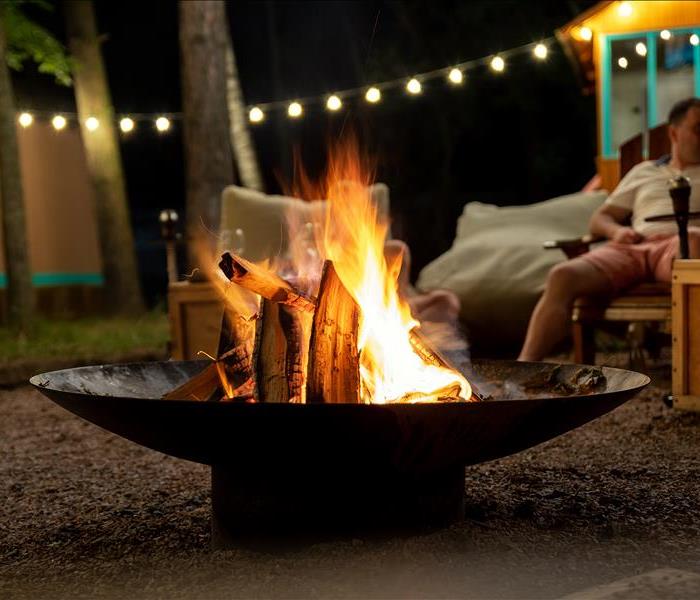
[546,124,673,367]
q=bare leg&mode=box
[518,259,612,362]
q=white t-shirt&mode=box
[605,160,700,236]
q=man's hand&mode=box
[611,226,643,244]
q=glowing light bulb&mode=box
[490,55,505,72]
[691,34,700,46]
[660,30,671,41]
[326,95,342,111]
[287,102,303,118]
[365,87,381,103]
[51,115,67,130]
[448,68,463,84]
[618,56,629,69]
[618,1,632,17]
[635,42,647,56]
[248,107,264,123]
[580,27,593,41]
[155,116,170,132]
[18,112,33,128]
[406,78,422,94]
[533,43,548,60]
[85,116,99,131]
[119,117,135,133]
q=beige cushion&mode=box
[416,191,607,351]
[219,184,390,262]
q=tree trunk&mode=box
[225,30,263,192]
[179,0,235,269]
[64,0,144,315]
[0,7,34,331]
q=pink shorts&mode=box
[579,235,679,294]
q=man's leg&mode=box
[518,259,612,362]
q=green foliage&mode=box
[3,0,72,85]
[0,311,169,361]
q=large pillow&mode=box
[219,184,390,262]
[416,191,607,353]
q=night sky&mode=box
[11,0,599,305]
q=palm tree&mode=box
[64,0,144,315]
[179,0,235,269]
[225,29,264,192]
[0,4,33,332]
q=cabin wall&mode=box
[0,122,104,321]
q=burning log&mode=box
[252,300,306,402]
[162,362,222,402]
[409,327,486,402]
[164,303,259,402]
[306,260,360,404]
[219,252,316,313]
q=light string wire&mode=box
[15,36,556,129]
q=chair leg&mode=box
[572,320,596,364]
[627,322,646,371]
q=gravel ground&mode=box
[2,360,700,599]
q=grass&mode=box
[0,311,170,362]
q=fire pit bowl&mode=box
[30,359,649,544]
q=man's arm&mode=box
[589,203,642,243]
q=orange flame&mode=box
[292,138,471,403]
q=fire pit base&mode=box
[211,464,465,547]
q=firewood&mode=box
[279,306,306,403]
[253,300,289,403]
[162,363,220,401]
[219,252,316,313]
[306,260,361,404]
[409,327,485,402]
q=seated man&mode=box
[519,97,700,362]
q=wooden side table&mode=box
[168,282,223,360]
[672,259,700,411]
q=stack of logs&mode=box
[165,252,477,404]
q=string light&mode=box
[248,106,264,123]
[635,42,647,57]
[533,43,548,60]
[406,78,422,94]
[85,116,99,131]
[617,2,632,17]
[287,101,303,118]
[326,95,342,111]
[618,57,629,69]
[691,34,700,46]
[660,29,671,40]
[18,112,33,128]
[16,36,564,126]
[448,68,463,84]
[119,117,135,133]
[155,116,170,132]
[51,115,67,130]
[579,27,593,41]
[490,56,505,72]
[365,87,381,103]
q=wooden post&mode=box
[306,261,361,404]
[672,259,700,411]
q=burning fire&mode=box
[296,142,470,403]
[212,138,471,404]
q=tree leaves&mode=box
[3,0,72,86]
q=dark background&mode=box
[11,0,599,306]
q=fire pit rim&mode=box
[29,359,651,405]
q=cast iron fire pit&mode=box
[31,359,648,545]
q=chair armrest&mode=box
[542,234,603,259]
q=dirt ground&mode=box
[2,358,700,599]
